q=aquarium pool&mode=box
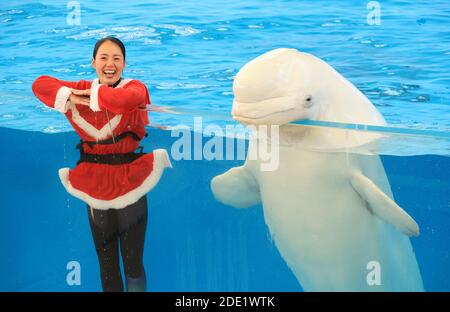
[1,0,449,138]
[0,126,449,291]
[0,0,449,292]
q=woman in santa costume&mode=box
[32,36,171,292]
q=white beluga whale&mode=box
[211,48,424,291]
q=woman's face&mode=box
[92,40,125,85]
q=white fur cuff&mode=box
[90,84,103,112]
[54,86,72,113]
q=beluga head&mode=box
[232,48,320,126]
[231,48,387,151]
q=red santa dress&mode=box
[32,76,171,210]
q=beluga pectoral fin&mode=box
[211,166,261,208]
[351,171,420,237]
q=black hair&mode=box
[93,36,126,60]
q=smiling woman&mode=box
[31,36,172,292]
[92,37,126,86]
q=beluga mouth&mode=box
[232,95,298,125]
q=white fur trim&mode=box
[91,78,100,88]
[54,86,72,113]
[89,78,133,112]
[89,84,103,112]
[117,78,132,88]
[58,149,172,210]
[71,104,122,140]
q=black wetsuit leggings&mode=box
[87,195,148,292]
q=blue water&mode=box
[0,0,449,292]
[0,0,449,133]
[0,126,449,291]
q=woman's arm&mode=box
[32,76,91,113]
[90,80,150,114]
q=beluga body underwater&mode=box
[211,48,424,291]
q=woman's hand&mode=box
[69,93,90,106]
[71,88,91,97]
[68,88,91,106]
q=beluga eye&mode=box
[304,95,313,108]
